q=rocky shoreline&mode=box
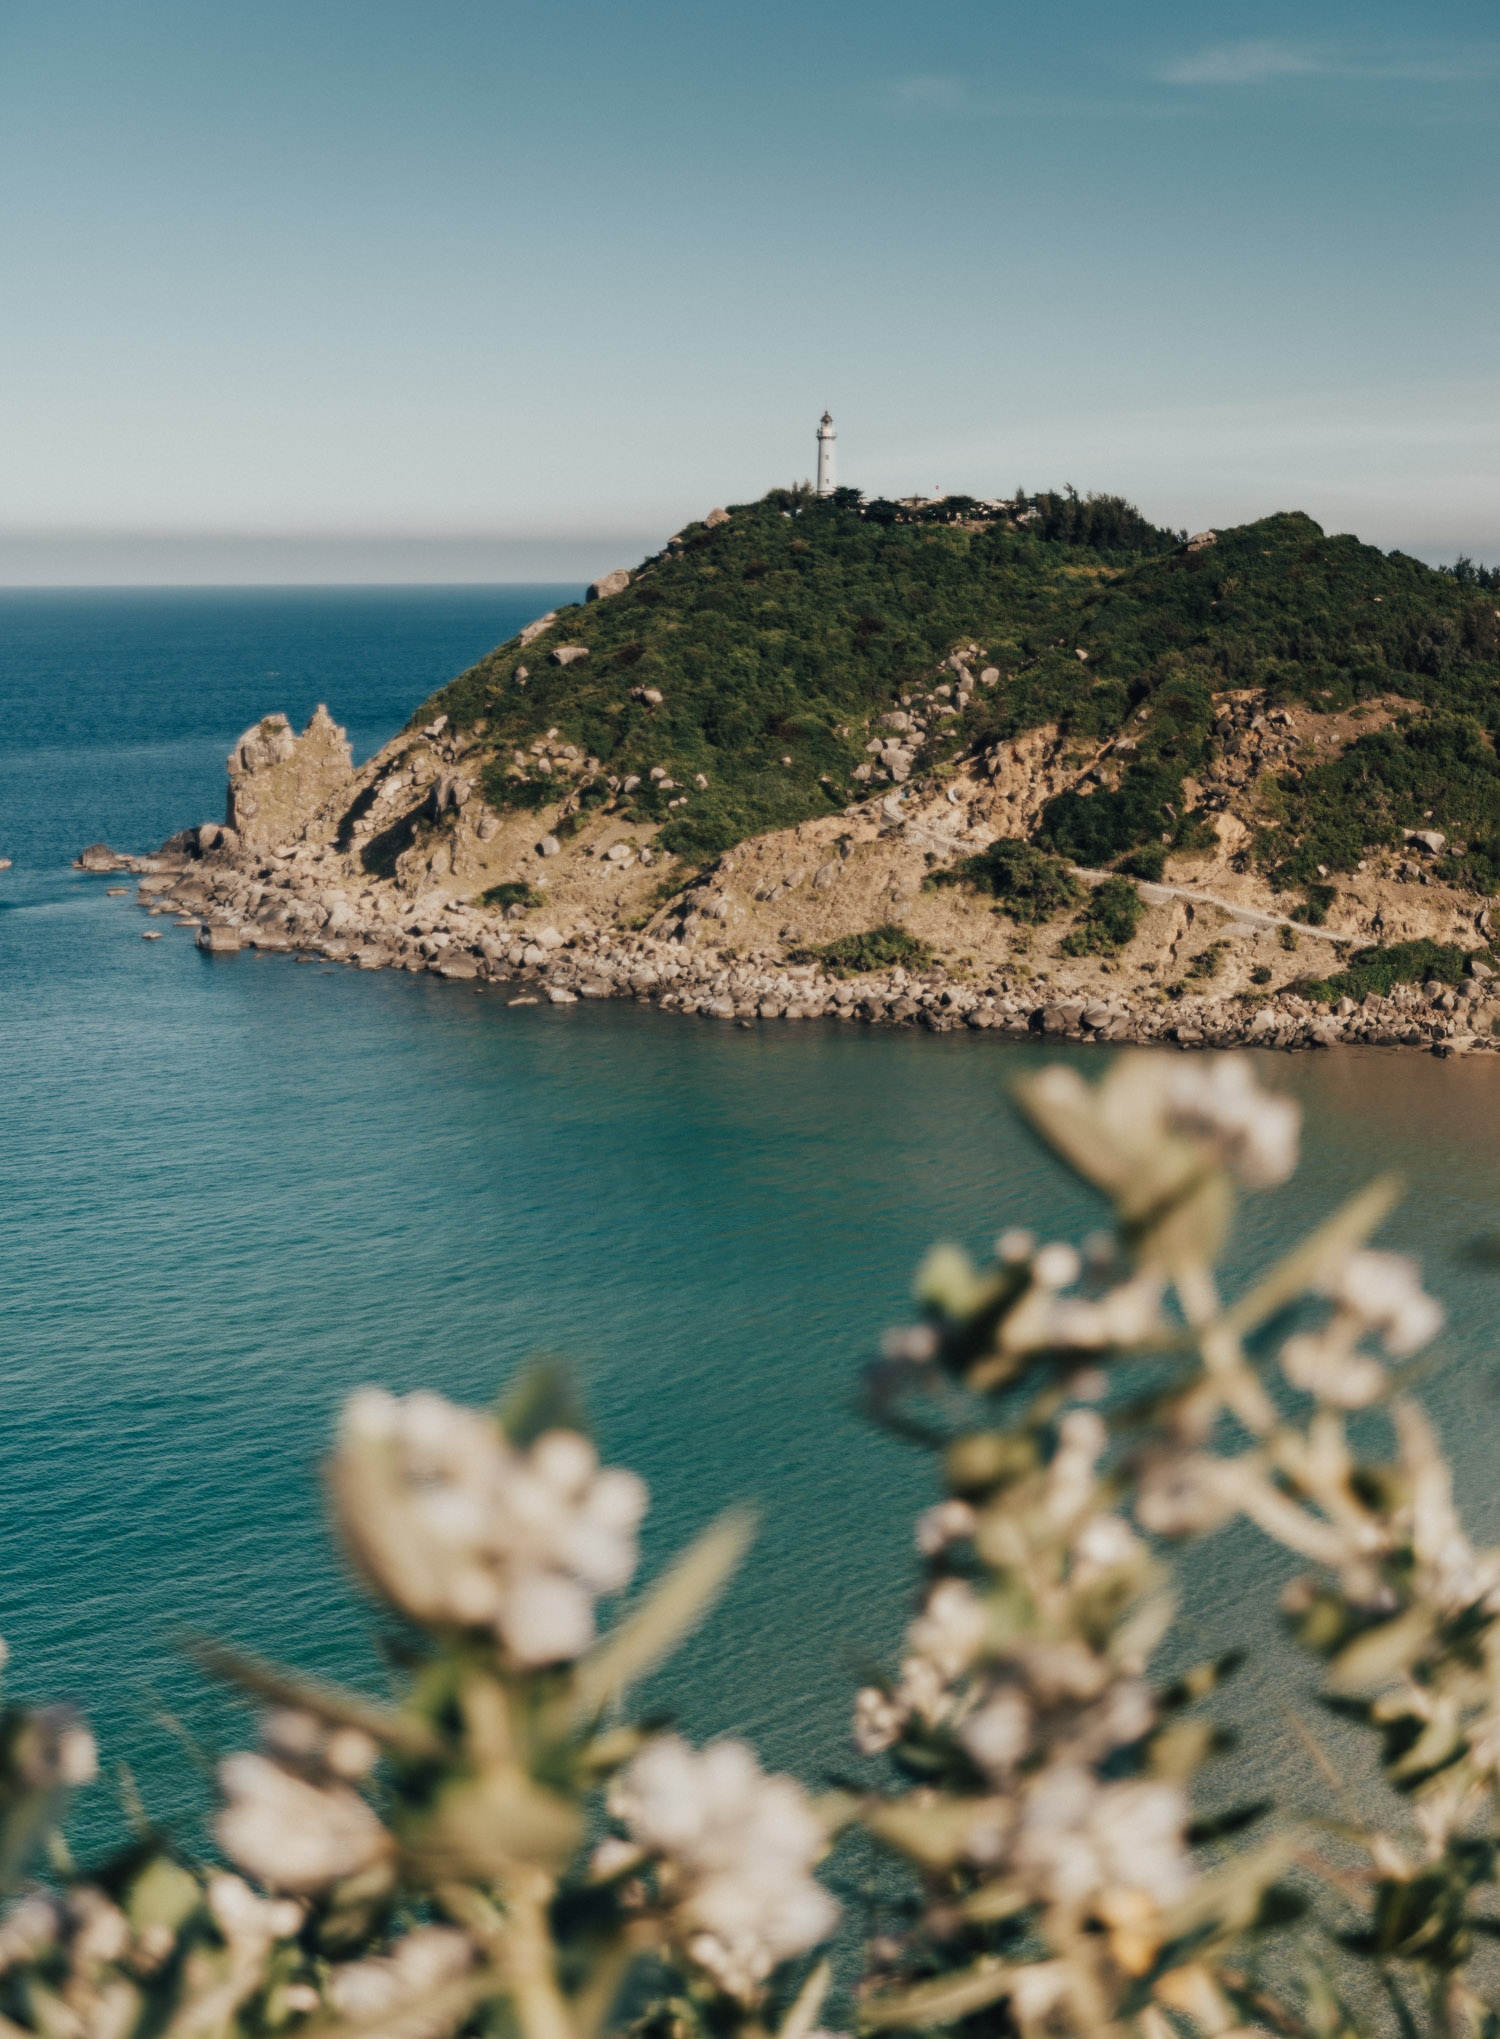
[76,838,1500,1057]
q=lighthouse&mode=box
[816,411,836,496]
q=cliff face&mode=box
[226,706,354,848]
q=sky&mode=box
[0,0,1496,583]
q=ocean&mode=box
[3,587,1500,1861]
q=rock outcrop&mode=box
[226,706,355,849]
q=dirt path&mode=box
[1072,868,1355,946]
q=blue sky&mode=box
[1,0,1495,580]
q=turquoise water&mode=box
[4,589,1500,1861]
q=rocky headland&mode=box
[78,489,1500,1054]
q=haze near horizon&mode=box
[1,0,1495,584]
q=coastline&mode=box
[78,840,1496,1057]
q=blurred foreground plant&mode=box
[3,1052,1498,2039]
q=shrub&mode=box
[938,838,1083,922]
[1119,842,1166,880]
[1303,937,1492,1003]
[1058,874,1144,955]
[789,923,933,976]
[3,1055,1492,2039]
[480,879,544,910]
[1252,963,1273,984]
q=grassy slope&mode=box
[418,491,1500,887]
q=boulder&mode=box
[518,611,557,646]
[537,836,561,857]
[704,508,731,528]
[428,774,472,818]
[196,923,240,954]
[77,843,121,871]
[586,570,630,602]
[1081,1002,1113,1030]
[604,842,634,863]
[537,926,564,948]
[547,987,578,1004]
[1406,829,1447,856]
[550,645,589,666]
[1469,958,1494,980]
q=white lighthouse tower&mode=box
[816,410,836,496]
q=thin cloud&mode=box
[885,74,969,113]
[1158,39,1488,86]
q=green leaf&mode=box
[183,1635,444,1758]
[1159,1836,1298,1942]
[1327,1607,1435,1693]
[861,1960,1015,2030]
[864,1795,1004,1869]
[567,1508,755,1723]
[496,1363,590,1450]
[1219,1175,1402,1341]
[778,1959,832,2039]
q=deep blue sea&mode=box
[4,587,1500,1861]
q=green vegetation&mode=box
[788,923,934,977]
[1259,713,1500,892]
[1303,937,1494,1003]
[1186,939,1228,978]
[407,493,1499,879]
[1252,964,1273,984]
[1297,881,1337,926]
[936,838,1083,921]
[1058,875,1144,955]
[1119,842,1167,880]
[480,879,544,911]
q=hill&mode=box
[411,487,1500,907]
[116,484,1500,1059]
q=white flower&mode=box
[1135,1450,1237,1536]
[958,1686,1031,1777]
[328,1927,473,2039]
[1045,1410,1107,1529]
[264,1709,380,1780]
[1033,1242,1082,1290]
[207,1875,304,1949]
[1279,1333,1387,1409]
[915,1499,977,1556]
[853,1686,904,1755]
[217,1751,393,1895]
[333,1390,647,1665]
[610,1736,837,1999]
[996,1228,1037,1265]
[1160,1054,1300,1188]
[1070,1514,1142,1586]
[895,1654,951,1725]
[0,1892,61,1973]
[1322,1251,1444,1357]
[1016,1765,1191,1908]
[907,1578,988,1680]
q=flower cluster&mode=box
[333,1388,647,1664]
[1279,1248,1445,1408]
[217,1745,392,1897]
[606,1735,838,2000]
